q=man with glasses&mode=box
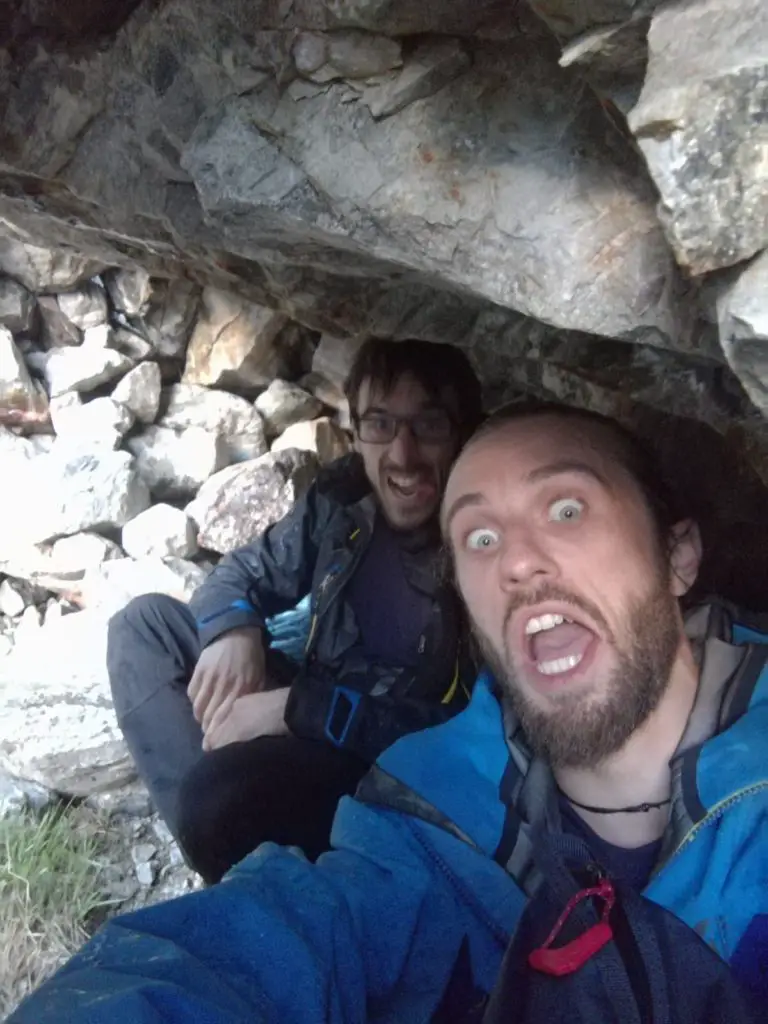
[107,338,483,883]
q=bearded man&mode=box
[12,403,768,1024]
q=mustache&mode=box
[500,582,613,644]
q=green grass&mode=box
[0,804,107,1016]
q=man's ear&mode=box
[668,519,702,597]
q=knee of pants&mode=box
[175,766,232,878]
[108,592,187,643]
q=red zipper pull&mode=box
[528,878,615,977]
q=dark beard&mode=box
[473,581,681,769]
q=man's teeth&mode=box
[389,473,420,487]
[525,613,574,635]
[537,653,584,676]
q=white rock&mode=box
[16,603,42,637]
[111,362,161,424]
[37,295,83,347]
[312,333,367,391]
[0,236,104,293]
[160,383,267,463]
[80,557,208,616]
[255,379,323,437]
[0,768,53,819]
[144,278,200,360]
[122,504,199,560]
[188,448,319,554]
[51,394,134,449]
[0,532,123,594]
[0,609,134,796]
[272,417,350,466]
[0,325,49,427]
[0,276,35,334]
[0,448,150,548]
[0,580,27,618]
[34,345,133,397]
[82,323,113,348]
[127,425,226,499]
[104,266,152,316]
[0,424,37,465]
[57,282,109,330]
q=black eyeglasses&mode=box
[355,410,454,445]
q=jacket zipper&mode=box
[654,780,768,880]
[304,521,369,656]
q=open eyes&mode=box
[462,498,585,551]
[548,498,584,523]
[466,528,500,551]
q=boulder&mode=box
[0,424,38,464]
[0,326,50,428]
[111,361,162,424]
[0,609,135,797]
[0,234,104,293]
[312,334,367,391]
[364,38,471,119]
[272,416,350,465]
[187,448,319,554]
[0,448,150,548]
[57,281,109,330]
[293,30,402,83]
[37,295,83,348]
[716,250,768,415]
[126,424,226,499]
[50,393,134,449]
[160,383,267,463]
[254,379,323,437]
[0,580,28,618]
[0,276,36,334]
[103,266,152,315]
[0,532,123,592]
[629,0,768,273]
[300,371,352,429]
[79,557,208,616]
[183,287,311,394]
[144,278,200,361]
[122,504,199,560]
[31,344,133,397]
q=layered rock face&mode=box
[1,0,768,894]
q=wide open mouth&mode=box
[517,607,601,681]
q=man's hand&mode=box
[188,628,266,733]
[203,688,290,751]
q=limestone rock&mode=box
[272,417,350,465]
[365,39,470,119]
[0,448,150,547]
[144,279,200,361]
[629,0,768,273]
[57,281,109,330]
[293,31,402,83]
[33,344,133,397]
[37,295,83,348]
[0,424,38,464]
[527,1,651,39]
[0,277,36,334]
[187,449,319,554]
[0,235,104,293]
[0,532,124,592]
[104,266,152,315]
[0,609,135,797]
[300,371,351,429]
[161,383,267,463]
[51,393,134,449]
[716,251,768,415]
[111,361,162,424]
[122,504,199,560]
[79,557,208,616]
[127,424,226,499]
[312,334,366,391]
[183,287,309,394]
[0,768,53,819]
[254,379,323,437]
[0,580,27,618]
[0,326,50,428]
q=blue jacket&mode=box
[12,602,768,1022]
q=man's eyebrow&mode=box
[526,460,608,486]
[442,492,488,532]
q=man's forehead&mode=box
[445,417,619,502]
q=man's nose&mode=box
[498,525,558,590]
[387,421,420,464]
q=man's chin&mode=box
[380,498,437,531]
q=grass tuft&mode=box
[0,804,106,1016]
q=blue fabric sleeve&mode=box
[8,800,457,1024]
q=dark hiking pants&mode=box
[107,593,367,884]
